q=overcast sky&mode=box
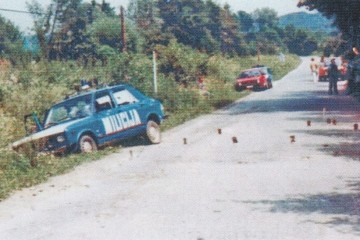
[0,0,308,34]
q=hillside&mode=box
[279,12,337,33]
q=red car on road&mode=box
[234,67,273,91]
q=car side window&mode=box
[253,71,260,76]
[112,89,139,106]
[240,72,249,78]
[95,91,114,112]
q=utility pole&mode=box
[153,51,158,94]
[120,6,127,52]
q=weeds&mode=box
[0,48,300,200]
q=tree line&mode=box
[0,0,328,66]
[298,0,360,56]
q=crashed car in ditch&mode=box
[12,84,166,155]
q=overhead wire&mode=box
[0,8,41,15]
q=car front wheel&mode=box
[79,134,98,153]
[146,120,161,144]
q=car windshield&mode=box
[44,94,93,128]
[256,67,270,74]
[261,68,268,74]
[239,70,259,78]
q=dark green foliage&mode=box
[252,8,279,31]
[0,87,4,103]
[279,12,336,34]
[156,0,248,55]
[236,11,254,33]
[283,25,318,55]
[298,0,360,46]
[0,15,26,65]
[156,40,208,85]
[27,0,116,61]
[19,0,329,62]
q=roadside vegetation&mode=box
[0,0,316,200]
[0,51,300,200]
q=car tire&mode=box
[145,120,161,144]
[79,134,98,153]
[235,85,244,91]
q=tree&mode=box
[219,4,246,56]
[27,0,52,59]
[0,15,24,65]
[252,8,279,31]
[283,25,318,55]
[322,36,346,57]
[297,0,360,46]
[90,17,121,49]
[203,0,222,53]
[236,10,254,33]
[128,0,169,52]
[128,0,156,28]
[157,0,210,50]
[27,0,116,61]
[256,28,284,54]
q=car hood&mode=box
[12,119,83,149]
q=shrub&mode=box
[156,40,208,85]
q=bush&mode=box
[156,40,208,85]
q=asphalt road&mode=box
[1,57,360,240]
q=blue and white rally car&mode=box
[12,84,166,154]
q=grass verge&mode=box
[0,54,300,200]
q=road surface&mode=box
[1,58,360,240]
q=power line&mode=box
[0,8,41,15]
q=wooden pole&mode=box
[120,6,127,52]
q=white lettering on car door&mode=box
[102,109,142,135]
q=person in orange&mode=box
[339,57,348,80]
[318,56,328,82]
[310,58,319,82]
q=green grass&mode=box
[161,54,300,129]
[0,54,300,200]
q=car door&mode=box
[94,89,119,144]
[109,86,146,138]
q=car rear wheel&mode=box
[265,81,271,89]
[79,135,98,153]
[146,120,161,144]
[234,85,244,91]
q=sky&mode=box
[0,0,309,34]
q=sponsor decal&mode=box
[102,109,142,135]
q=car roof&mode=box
[242,66,270,72]
[72,84,128,97]
[55,83,130,105]
[241,68,262,72]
